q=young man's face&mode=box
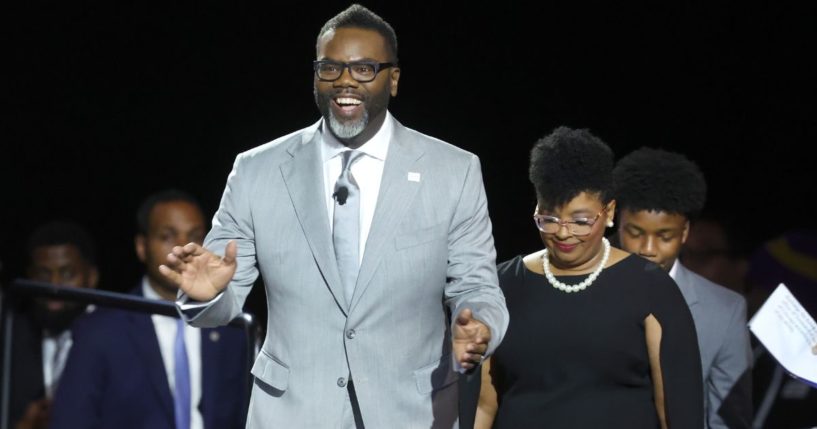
[618,209,689,271]
[136,200,205,295]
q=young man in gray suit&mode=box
[160,4,508,428]
[614,148,752,429]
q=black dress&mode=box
[491,254,703,429]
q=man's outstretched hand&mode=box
[452,308,491,370]
[159,240,237,302]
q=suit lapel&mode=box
[280,121,348,314]
[350,121,425,312]
[126,311,175,423]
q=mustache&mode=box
[329,89,365,99]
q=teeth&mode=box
[336,97,362,106]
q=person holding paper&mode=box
[747,230,817,428]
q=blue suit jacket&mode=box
[49,289,248,429]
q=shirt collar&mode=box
[142,276,161,300]
[321,111,393,163]
[669,259,680,280]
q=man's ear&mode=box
[681,220,690,245]
[135,234,147,263]
[389,67,400,97]
[87,266,100,289]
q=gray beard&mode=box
[327,108,369,139]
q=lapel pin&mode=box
[408,172,421,182]
[209,331,220,342]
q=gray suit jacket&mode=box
[673,262,753,429]
[180,118,509,428]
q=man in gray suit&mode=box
[613,148,752,429]
[160,4,508,428]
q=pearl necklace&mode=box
[543,237,611,293]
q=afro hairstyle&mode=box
[613,147,706,220]
[529,126,614,210]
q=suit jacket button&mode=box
[337,377,347,387]
[346,329,356,339]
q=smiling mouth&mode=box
[554,242,578,252]
[332,97,363,117]
[335,97,361,106]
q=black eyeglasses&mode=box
[313,60,396,82]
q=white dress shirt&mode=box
[41,330,72,398]
[143,278,203,429]
[669,259,680,280]
[179,112,392,311]
[321,112,393,263]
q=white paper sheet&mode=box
[749,283,817,387]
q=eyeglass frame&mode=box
[312,60,397,83]
[533,205,608,236]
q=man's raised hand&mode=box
[159,240,237,302]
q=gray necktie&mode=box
[333,150,365,305]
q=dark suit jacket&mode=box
[49,289,248,429]
[7,310,46,426]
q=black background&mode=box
[4,1,816,292]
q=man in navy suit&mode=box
[8,221,99,429]
[50,190,248,429]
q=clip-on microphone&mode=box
[333,186,349,205]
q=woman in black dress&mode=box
[476,127,703,428]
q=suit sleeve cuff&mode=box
[175,291,225,319]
